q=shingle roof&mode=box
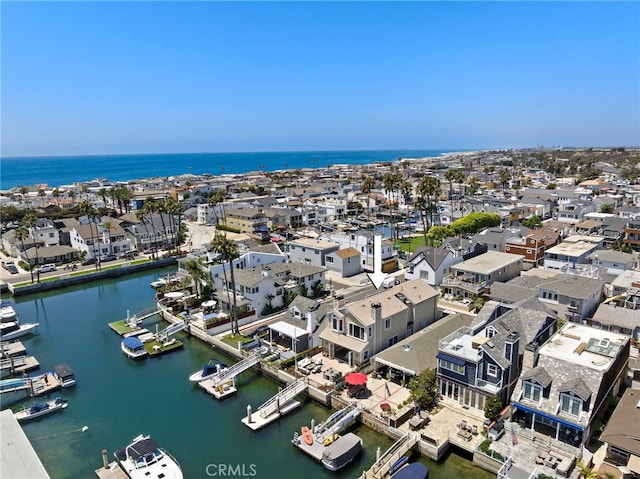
[558,377,592,401]
[333,247,360,259]
[522,366,553,388]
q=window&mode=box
[332,315,344,333]
[439,359,465,374]
[420,270,429,280]
[326,256,334,263]
[349,324,365,340]
[487,364,498,378]
[560,393,581,416]
[315,250,319,255]
[385,318,391,329]
[522,381,542,402]
[362,350,369,361]
[388,336,398,347]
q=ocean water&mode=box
[0,149,458,190]
[6,268,494,479]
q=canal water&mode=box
[7,268,493,479]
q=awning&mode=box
[268,321,307,338]
[512,402,584,431]
[374,357,416,376]
[627,454,640,474]
[436,352,466,366]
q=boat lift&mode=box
[241,379,308,430]
[360,431,420,479]
[155,321,188,344]
[123,308,161,328]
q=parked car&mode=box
[81,257,97,266]
[36,263,57,273]
[6,264,19,274]
[99,254,117,262]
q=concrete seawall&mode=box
[6,258,176,296]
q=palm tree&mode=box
[211,233,240,335]
[164,197,183,254]
[79,200,100,270]
[416,176,442,241]
[37,188,46,207]
[52,188,62,206]
[14,227,34,283]
[207,190,226,225]
[135,205,154,258]
[182,258,209,299]
[361,177,376,223]
[18,186,29,205]
[21,212,40,277]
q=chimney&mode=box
[306,310,317,335]
[371,303,382,323]
[523,341,539,369]
[505,330,520,362]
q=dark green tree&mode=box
[408,368,438,411]
[484,394,503,421]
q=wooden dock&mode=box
[1,355,40,376]
[0,340,27,358]
[361,431,420,479]
[31,373,61,397]
[95,462,127,479]
[143,339,183,357]
[241,380,307,431]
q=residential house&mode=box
[328,231,398,273]
[591,303,640,341]
[319,279,439,366]
[437,297,557,410]
[588,249,637,277]
[596,388,640,478]
[510,323,629,447]
[441,251,524,300]
[222,207,268,234]
[325,247,362,278]
[505,227,560,269]
[537,275,605,323]
[122,212,181,252]
[403,246,461,288]
[262,206,303,230]
[556,201,597,224]
[623,219,640,251]
[288,238,339,267]
[472,228,522,252]
[208,249,287,291]
[29,218,60,246]
[544,235,605,271]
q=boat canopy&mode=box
[115,437,161,461]
[391,462,429,479]
[322,433,361,462]
[54,364,74,377]
[123,337,144,349]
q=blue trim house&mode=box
[436,297,557,411]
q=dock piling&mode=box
[247,405,252,424]
[102,449,108,468]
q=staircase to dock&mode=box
[362,431,420,479]
[124,308,161,328]
[212,352,260,386]
[258,379,307,418]
[156,320,187,342]
[317,402,362,442]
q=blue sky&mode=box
[1,1,639,157]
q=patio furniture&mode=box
[409,411,429,430]
[471,425,478,435]
[457,429,472,441]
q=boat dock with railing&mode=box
[292,402,362,463]
[241,379,307,430]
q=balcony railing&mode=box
[476,378,503,394]
[442,277,487,294]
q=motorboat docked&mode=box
[114,434,183,479]
[0,321,39,341]
[14,397,67,422]
[188,358,227,382]
[0,302,39,341]
[150,273,184,289]
[53,364,76,387]
[391,462,429,479]
[321,432,362,471]
[121,337,148,359]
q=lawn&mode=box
[394,235,427,253]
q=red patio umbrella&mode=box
[344,372,368,385]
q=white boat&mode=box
[0,321,39,341]
[0,302,39,341]
[188,359,226,382]
[121,337,148,359]
[53,364,76,387]
[114,434,183,479]
[321,432,363,471]
[14,397,68,422]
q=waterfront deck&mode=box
[143,339,183,356]
[1,355,40,376]
[242,379,308,431]
[31,372,61,396]
[1,340,27,357]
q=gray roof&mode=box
[592,303,640,331]
[587,249,635,264]
[488,282,537,304]
[600,389,640,456]
[522,366,553,388]
[265,262,326,279]
[542,275,604,299]
[373,313,475,375]
[558,377,592,401]
[408,246,451,270]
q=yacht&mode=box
[114,434,183,479]
[121,337,148,359]
[0,302,39,341]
